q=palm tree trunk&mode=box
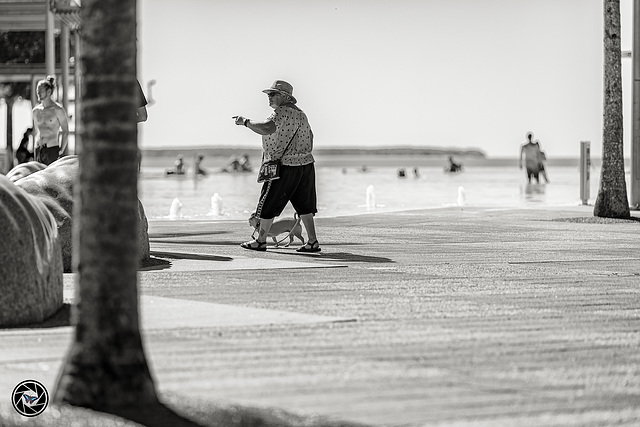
[594,0,630,218]
[54,0,158,410]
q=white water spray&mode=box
[169,197,183,219]
[211,193,223,216]
[457,186,466,207]
[366,185,376,209]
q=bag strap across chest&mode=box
[263,126,300,164]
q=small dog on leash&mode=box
[248,213,305,247]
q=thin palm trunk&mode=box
[595,0,630,218]
[54,0,158,410]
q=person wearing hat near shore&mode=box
[234,80,320,252]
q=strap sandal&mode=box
[296,240,321,253]
[240,240,267,251]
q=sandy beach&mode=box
[1,205,639,426]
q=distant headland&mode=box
[139,146,588,168]
[141,145,487,159]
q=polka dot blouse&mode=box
[261,104,314,166]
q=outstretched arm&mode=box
[234,116,276,135]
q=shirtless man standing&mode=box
[32,76,69,165]
[519,131,542,183]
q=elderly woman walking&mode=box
[234,80,320,252]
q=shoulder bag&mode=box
[257,127,299,183]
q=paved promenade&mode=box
[1,205,639,426]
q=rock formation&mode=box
[6,161,47,183]
[10,156,150,272]
[0,174,63,327]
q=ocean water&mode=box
[138,155,611,221]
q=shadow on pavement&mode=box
[148,251,233,262]
[285,251,394,264]
[149,231,230,238]
[552,216,640,223]
[150,239,243,247]
[1,303,74,329]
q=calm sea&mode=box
[138,154,612,220]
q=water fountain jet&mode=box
[169,197,183,219]
[211,193,223,216]
[366,185,376,210]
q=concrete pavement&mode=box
[1,205,639,426]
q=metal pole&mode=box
[30,76,38,107]
[74,30,82,154]
[61,25,70,110]
[45,6,55,76]
[580,141,591,205]
[61,24,70,155]
[631,0,640,208]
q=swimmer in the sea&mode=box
[519,131,543,183]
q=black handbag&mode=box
[257,159,282,183]
[257,128,299,183]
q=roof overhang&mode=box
[0,0,81,32]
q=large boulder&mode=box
[13,156,150,272]
[138,200,151,261]
[0,174,63,327]
[13,157,76,272]
[6,161,47,183]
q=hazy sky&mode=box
[9,0,633,159]
[137,0,639,159]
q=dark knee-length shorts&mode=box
[35,145,60,166]
[257,163,317,220]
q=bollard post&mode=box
[580,141,591,205]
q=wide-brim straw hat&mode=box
[262,80,297,104]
